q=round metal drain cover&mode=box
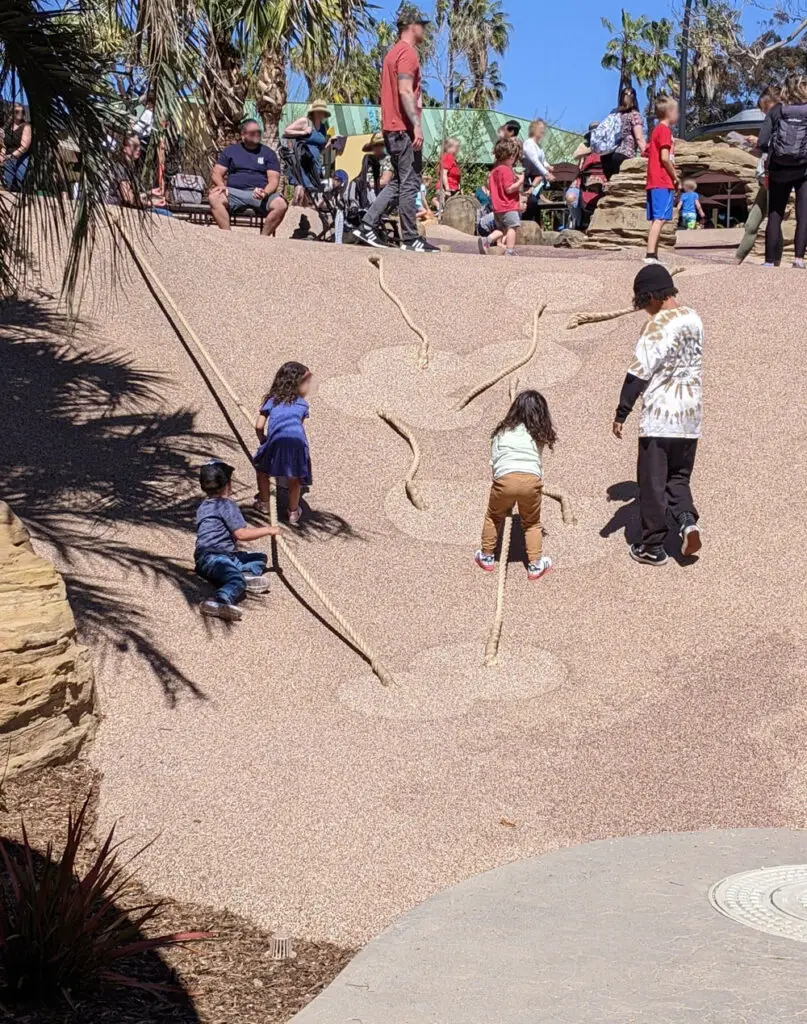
[709,865,807,942]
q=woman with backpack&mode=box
[758,74,807,269]
[601,87,647,181]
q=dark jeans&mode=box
[195,550,267,605]
[2,155,28,192]
[637,437,699,548]
[766,174,807,262]
[363,130,422,244]
[601,152,627,181]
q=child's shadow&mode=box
[601,481,641,545]
[600,481,699,565]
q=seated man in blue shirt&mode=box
[209,119,288,236]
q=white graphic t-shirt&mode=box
[628,306,703,439]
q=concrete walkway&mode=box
[293,829,807,1024]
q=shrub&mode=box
[0,795,211,1003]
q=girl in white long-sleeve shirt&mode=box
[475,390,557,581]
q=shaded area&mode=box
[1,297,234,705]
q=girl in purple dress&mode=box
[253,361,312,525]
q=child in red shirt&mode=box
[645,96,681,264]
[479,137,524,257]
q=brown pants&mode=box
[481,472,543,563]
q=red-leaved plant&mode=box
[0,795,211,1002]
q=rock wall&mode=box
[584,141,759,250]
[0,502,97,777]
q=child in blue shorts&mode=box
[644,96,681,264]
[194,460,279,621]
[678,180,704,229]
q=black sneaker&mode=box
[351,224,386,248]
[680,523,702,557]
[629,544,668,566]
[400,237,440,253]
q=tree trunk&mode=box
[256,45,287,150]
[679,0,694,138]
[200,36,248,157]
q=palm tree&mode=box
[456,0,511,109]
[637,19,677,127]
[199,0,252,153]
[0,0,195,301]
[455,61,505,108]
[601,9,649,101]
[242,0,371,149]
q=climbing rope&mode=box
[542,484,577,526]
[457,303,547,410]
[566,266,686,329]
[114,218,396,688]
[483,515,513,667]
[377,409,426,510]
[368,254,431,369]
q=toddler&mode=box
[612,264,703,566]
[195,460,279,621]
[475,390,556,581]
[479,137,524,257]
[253,361,313,525]
[678,179,704,229]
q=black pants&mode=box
[637,437,699,548]
[601,152,627,181]
[363,130,422,244]
[765,174,807,263]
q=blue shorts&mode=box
[646,188,674,222]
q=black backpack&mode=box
[771,104,807,165]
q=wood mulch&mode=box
[0,761,355,1023]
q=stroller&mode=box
[279,136,348,242]
[344,153,401,246]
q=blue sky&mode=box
[361,0,768,133]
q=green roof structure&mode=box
[270,102,582,165]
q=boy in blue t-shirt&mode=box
[678,180,704,229]
[194,460,279,621]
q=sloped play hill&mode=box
[6,216,807,947]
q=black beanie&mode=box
[633,263,675,297]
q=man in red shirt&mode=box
[353,3,439,253]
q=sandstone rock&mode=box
[540,230,561,246]
[440,194,480,236]
[584,141,759,251]
[554,229,587,248]
[516,220,542,246]
[0,502,97,777]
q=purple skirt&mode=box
[253,436,312,484]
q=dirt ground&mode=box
[5,216,807,952]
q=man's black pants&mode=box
[363,130,421,244]
[637,437,699,547]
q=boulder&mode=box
[0,502,97,777]
[540,230,561,246]
[584,141,759,251]
[516,220,543,246]
[440,194,480,236]
[554,229,587,248]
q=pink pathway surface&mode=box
[16,219,807,944]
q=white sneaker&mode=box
[244,574,270,595]
[527,556,552,580]
[643,255,660,265]
[201,599,242,621]
[288,506,302,526]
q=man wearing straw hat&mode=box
[352,3,439,253]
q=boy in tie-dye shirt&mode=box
[612,264,703,566]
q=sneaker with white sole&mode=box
[244,574,270,595]
[629,544,668,566]
[288,506,302,526]
[400,238,440,253]
[793,258,806,269]
[680,523,702,557]
[527,556,552,580]
[474,550,496,572]
[253,498,271,515]
[201,598,243,621]
[643,255,660,265]
[352,224,386,248]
